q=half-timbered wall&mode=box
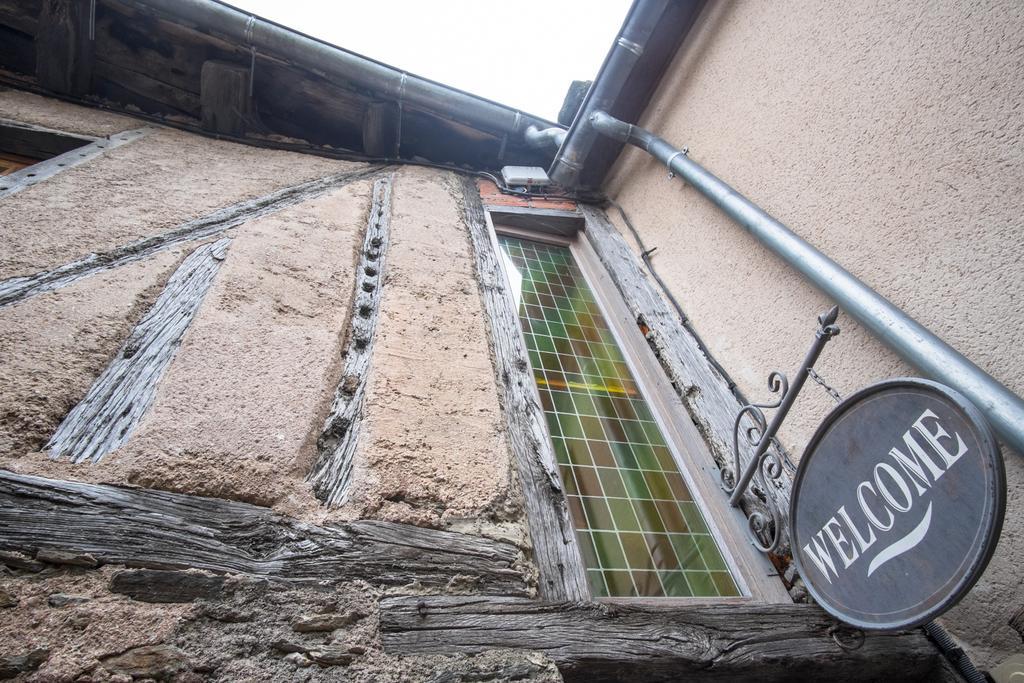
[0,86,957,681]
[0,88,542,681]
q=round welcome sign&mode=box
[790,378,1005,631]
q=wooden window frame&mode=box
[0,150,40,175]
[484,209,788,605]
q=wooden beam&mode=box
[95,58,201,119]
[251,57,365,150]
[308,174,394,505]
[580,205,795,551]
[380,595,946,683]
[0,165,382,308]
[459,175,590,602]
[200,60,253,137]
[0,25,35,77]
[35,0,94,97]
[361,101,400,158]
[0,470,530,594]
[0,0,41,37]
[0,126,149,201]
[46,238,231,464]
[486,206,584,237]
[92,0,215,94]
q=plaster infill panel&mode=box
[345,167,519,532]
[0,249,184,470]
[104,182,372,511]
[0,124,355,281]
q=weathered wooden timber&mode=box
[581,205,795,551]
[486,205,584,237]
[46,238,231,464]
[200,60,254,137]
[460,175,590,602]
[94,58,200,119]
[0,0,38,37]
[0,164,382,308]
[35,0,93,97]
[362,101,401,158]
[308,174,394,505]
[0,470,529,593]
[380,595,948,683]
[0,125,149,200]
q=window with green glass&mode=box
[499,234,740,598]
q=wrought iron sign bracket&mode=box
[721,305,840,552]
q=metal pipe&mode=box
[135,0,555,138]
[590,109,1024,455]
[524,125,567,151]
[548,0,672,186]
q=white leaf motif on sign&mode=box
[867,502,933,577]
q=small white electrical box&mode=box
[501,166,552,188]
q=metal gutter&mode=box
[133,0,559,138]
[589,109,1024,456]
[547,0,706,189]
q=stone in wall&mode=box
[0,566,561,682]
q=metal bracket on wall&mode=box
[721,305,840,552]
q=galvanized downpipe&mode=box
[548,0,673,186]
[588,109,1024,455]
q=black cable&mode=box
[923,622,987,683]
[605,197,752,408]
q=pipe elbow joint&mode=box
[588,110,631,142]
[524,125,567,151]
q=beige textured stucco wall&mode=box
[604,0,1024,667]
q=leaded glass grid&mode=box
[498,234,740,598]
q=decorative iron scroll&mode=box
[721,306,840,553]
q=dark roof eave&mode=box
[0,0,561,171]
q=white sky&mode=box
[223,0,631,121]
